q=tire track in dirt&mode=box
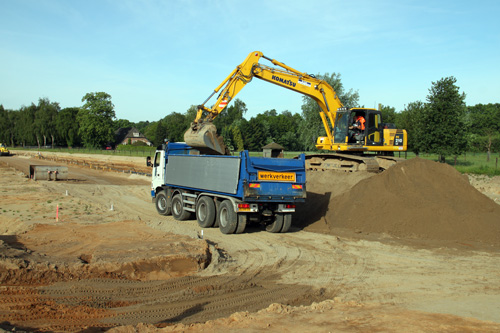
[196,224,373,288]
[32,274,311,329]
[148,217,375,306]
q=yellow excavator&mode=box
[0,143,10,156]
[184,51,407,172]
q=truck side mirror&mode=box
[146,156,152,167]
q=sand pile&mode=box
[296,158,500,247]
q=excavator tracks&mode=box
[304,153,403,172]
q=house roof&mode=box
[262,142,284,150]
[114,127,149,144]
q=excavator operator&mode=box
[349,114,365,143]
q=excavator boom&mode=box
[184,51,343,155]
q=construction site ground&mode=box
[0,151,499,332]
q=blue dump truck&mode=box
[150,142,306,234]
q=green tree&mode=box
[134,120,151,133]
[231,124,245,151]
[6,110,19,147]
[242,117,268,151]
[34,98,60,147]
[163,112,188,142]
[466,103,500,160]
[422,76,467,163]
[299,73,359,151]
[378,104,397,125]
[399,101,426,154]
[257,110,303,151]
[219,119,247,152]
[78,92,116,148]
[185,105,198,123]
[57,107,81,147]
[0,105,9,143]
[154,121,168,146]
[17,104,37,147]
[113,119,133,132]
[219,126,235,151]
[214,98,247,130]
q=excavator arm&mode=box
[184,51,343,155]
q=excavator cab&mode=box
[332,108,368,144]
[332,108,385,146]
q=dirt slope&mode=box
[296,158,500,248]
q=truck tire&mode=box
[172,194,191,221]
[235,214,247,234]
[266,214,284,233]
[280,213,292,233]
[218,200,237,234]
[155,191,171,216]
[196,196,216,228]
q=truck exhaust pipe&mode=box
[184,122,230,155]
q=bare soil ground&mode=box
[0,152,499,332]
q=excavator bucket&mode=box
[184,122,229,155]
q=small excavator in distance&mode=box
[184,51,407,172]
[0,143,10,156]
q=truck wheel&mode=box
[196,196,216,228]
[280,213,292,233]
[266,214,284,233]
[172,194,191,221]
[155,191,171,216]
[218,200,237,234]
[235,214,247,234]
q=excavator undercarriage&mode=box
[303,153,403,172]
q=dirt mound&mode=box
[294,169,372,232]
[297,158,500,247]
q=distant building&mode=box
[115,127,152,147]
[262,142,284,158]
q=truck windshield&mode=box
[333,112,349,143]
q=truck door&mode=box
[151,150,165,191]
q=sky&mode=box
[1,0,499,123]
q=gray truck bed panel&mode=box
[165,155,241,194]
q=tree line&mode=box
[0,75,499,162]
